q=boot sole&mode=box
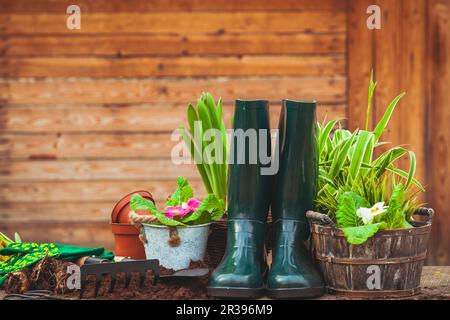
[266,286,325,299]
[207,286,265,299]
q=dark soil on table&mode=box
[4,258,212,300]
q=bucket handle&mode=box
[413,207,434,226]
[129,211,158,244]
[306,210,336,227]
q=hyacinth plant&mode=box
[315,72,425,245]
[179,93,228,203]
[130,177,224,227]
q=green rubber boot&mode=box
[267,100,325,298]
[207,99,272,298]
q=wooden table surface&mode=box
[1,266,449,300]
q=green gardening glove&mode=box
[0,242,114,286]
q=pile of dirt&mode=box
[86,260,210,300]
[4,258,212,300]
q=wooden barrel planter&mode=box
[306,208,434,298]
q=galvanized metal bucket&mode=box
[307,208,434,298]
[142,223,211,271]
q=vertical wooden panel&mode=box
[398,0,427,187]
[427,0,450,266]
[374,0,426,185]
[373,0,402,146]
[348,0,426,192]
[348,0,435,260]
[348,0,375,131]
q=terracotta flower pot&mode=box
[110,190,155,258]
[111,190,154,224]
[110,223,146,259]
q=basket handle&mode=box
[414,207,434,225]
[306,210,335,227]
[129,211,157,244]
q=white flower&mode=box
[356,202,388,225]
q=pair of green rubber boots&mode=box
[207,99,324,299]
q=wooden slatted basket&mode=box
[307,208,434,298]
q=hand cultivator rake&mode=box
[79,257,208,298]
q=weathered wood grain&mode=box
[0,77,346,105]
[0,133,160,161]
[0,133,175,160]
[397,0,427,195]
[0,159,199,181]
[1,221,114,250]
[0,12,346,34]
[0,104,345,134]
[0,34,346,57]
[371,0,426,190]
[0,55,345,77]
[347,0,374,131]
[0,180,206,203]
[0,201,113,222]
[347,0,426,192]
[427,0,450,266]
[0,0,349,13]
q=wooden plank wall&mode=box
[427,0,450,266]
[348,0,450,265]
[0,0,348,249]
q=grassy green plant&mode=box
[179,93,227,202]
[315,72,424,244]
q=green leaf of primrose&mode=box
[129,179,224,227]
[336,192,369,228]
[182,194,225,223]
[384,183,408,229]
[155,211,185,226]
[165,177,194,207]
[342,222,387,245]
[130,194,159,214]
